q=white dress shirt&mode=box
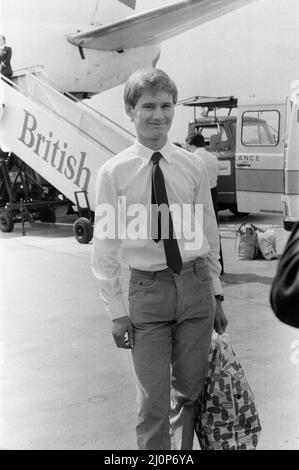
[91,140,223,320]
[194,148,219,189]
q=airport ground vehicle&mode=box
[181,91,299,230]
[0,68,134,241]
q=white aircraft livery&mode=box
[0,0,258,96]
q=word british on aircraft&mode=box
[0,0,258,97]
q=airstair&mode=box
[0,66,135,241]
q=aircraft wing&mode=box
[67,0,258,51]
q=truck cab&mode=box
[182,94,299,229]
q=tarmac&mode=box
[0,208,298,450]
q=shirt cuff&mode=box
[211,277,223,296]
[106,299,129,320]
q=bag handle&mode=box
[237,223,265,234]
[236,222,247,233]
[197,334,221,412]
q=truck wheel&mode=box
[73,217,93,244]
[0,211,14,232]
[39,207,56,223]
[229,204,249,216]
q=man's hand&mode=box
[214,300,228,335]
[112,316,134,349]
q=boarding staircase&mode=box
[0,66,135,240]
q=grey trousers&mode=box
[129,258,215,450]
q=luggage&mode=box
[256,229,277,260]
[235,223,259,260]
[195,334,262,450]
[236,223,277,260]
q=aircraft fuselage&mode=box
[0,20,160,94]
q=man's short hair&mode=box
[186,132,205,148]
[0,35,6,43]
[124,68,178,108]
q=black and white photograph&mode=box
[0,0,299,452]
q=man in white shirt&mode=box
[187,133,219,200]
[187,132,224,274]
[91,68,227,450]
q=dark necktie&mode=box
[151,152,182,274]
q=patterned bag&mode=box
[195,334,262,450]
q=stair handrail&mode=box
[1,70,116,155]
[26,70,136,140]
[0,72,23,93]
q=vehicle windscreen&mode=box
[241,111,280,146]
[194,124,231,152]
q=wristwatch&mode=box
[215,294,224,302]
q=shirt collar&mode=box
[133,140,173,166]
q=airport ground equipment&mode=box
[0,67,135,241]
[73,190,94,244]
[0,149,66,233]
[179,90,299,230]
